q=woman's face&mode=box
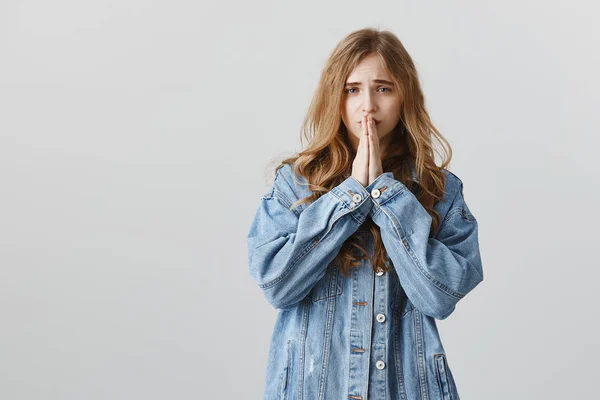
[341,53,403,153]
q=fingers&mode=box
[367,115,383,184]
[367,116,378,156]
[360,114,369,155]
[361,115,368,146]
[351,115,370,187]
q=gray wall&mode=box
[1,0,598,398]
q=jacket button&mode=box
[371,188,381,199]
[376,360,385,370]
[376,269,384,276]
[352,193,362,203]
[376,313,386,323]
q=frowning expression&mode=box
[341,53,402,150]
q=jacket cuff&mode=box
[330,176,374,221]
[365,173,408,216]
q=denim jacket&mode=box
[246,162,484,400]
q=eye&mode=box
[344,87,392,94]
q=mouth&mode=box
[358,119,380,124]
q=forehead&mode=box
[346,54,391,82]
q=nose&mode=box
[362,93,377,115]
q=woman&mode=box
[246,27,483,400]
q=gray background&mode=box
[1,0,598,399]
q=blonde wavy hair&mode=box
[270,27,453,278]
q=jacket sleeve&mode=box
[247,165,374,310]
[366,172,484,320]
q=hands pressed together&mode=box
[351,114,384,188]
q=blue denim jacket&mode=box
[247,162,483,400]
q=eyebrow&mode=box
[344,79,394,86]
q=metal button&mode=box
[376,313,386,323]
[371,188,381,199]
[352,193,362,203]
[376,360,385,370]
[376,269,384,276]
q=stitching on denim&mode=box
[393,306,408,400]
[414,309,429,400]
[435,208,462,238]
[434,354,445,400]
[434,353,453,400]
[308,264,343,301]
[379,206,465,299]
[329,188,348,208]
[434,207,476,241]
[280,339,292,399]
[258,208,350,289]
[317,281,337,399]
[371,204,382,218]
[267,188,302,218]
[297,300,309,399]
[348,208,366,225]
[377,185,408,207]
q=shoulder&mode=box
[265,163,305,211]
[440,168,476,221]
[440,168,464,203]
[274,163,294,182]
[274,163,301,191]
[275,163,311,192]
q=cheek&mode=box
[342,105,355,125]
[344,97,359,111]
[343,102,353,116]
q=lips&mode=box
[358,120,380,124]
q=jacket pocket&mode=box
[279,339,292,400]
[434,353,454,400]
[306,262,344,302]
